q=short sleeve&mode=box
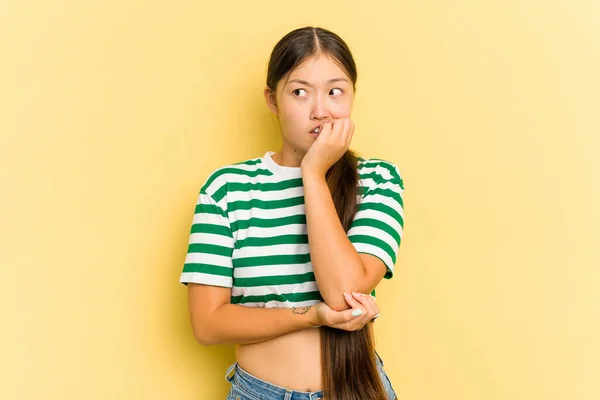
[347,160,405,279]
[179,189,235,288]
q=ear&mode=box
[263,86,278,115]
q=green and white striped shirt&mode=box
[179,151,405,308]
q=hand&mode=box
[300,117,355,177]
[314,291,380,331]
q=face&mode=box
[264,53,355,157]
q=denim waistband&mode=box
[224,351,388,400]
[225,361,324,400]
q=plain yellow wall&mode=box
[1,1,599,399]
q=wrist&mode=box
[301,169,326,183]
[308,303,323,328]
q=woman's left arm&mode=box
[301,119,404,312]
[302,172,387,311]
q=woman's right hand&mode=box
[313,292,379,331]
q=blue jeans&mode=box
[224,350,398,400]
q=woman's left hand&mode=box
[300,117,355,177]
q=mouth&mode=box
[309,122,328,135]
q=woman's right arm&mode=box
[183,183,378,345]
[187,283,371,346]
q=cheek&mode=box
[278,106,305,126]
[337,99,354,116]
[326,99,352,117]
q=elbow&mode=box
[191,323,209,345]
[192,327,221,346]
[189,303,228,346]
[322,290,356,312]
[195,338,218,347]
[193,331,215,346]
[190,320,220,346]
[322,282,370,312]
[329,301,349,313]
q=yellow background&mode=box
[1,1,599,399]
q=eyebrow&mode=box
[286,78,349,87]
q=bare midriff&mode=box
[235,323,375,392]
[236,327,323,392]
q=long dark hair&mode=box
[266,26,387,400]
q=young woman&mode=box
[180,26,404,400]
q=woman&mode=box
[180,26,404,400]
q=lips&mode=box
[309,121,330,134]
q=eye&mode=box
[293,88,308,97]
[331,88,343,96]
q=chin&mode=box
[291,142,311,153]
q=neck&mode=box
[272,147,305,168]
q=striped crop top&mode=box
[179,151,405,308]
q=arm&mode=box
[302,172,384,311]
[181,187,319,345]
[188,283,320,346]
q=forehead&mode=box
[286,54,348,83]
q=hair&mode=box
[265,26,387,400]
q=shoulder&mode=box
[357,156,404,190]
[200,155,265,196]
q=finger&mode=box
[347,120,355,145]
[341,119,349,141]
[330,308,368,331]
[348,292,375,326]
[330,307,364,326]
[321,121,333,138]
[352,292,379,317]
[339,118,350,142]
[364,294,380,315]
[334,310,370,332]
[343,291,363,309]
[330,118,343,139]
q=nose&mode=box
[310,93,331,120]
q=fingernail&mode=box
[352,309,363,317]
[343,292,349,297]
